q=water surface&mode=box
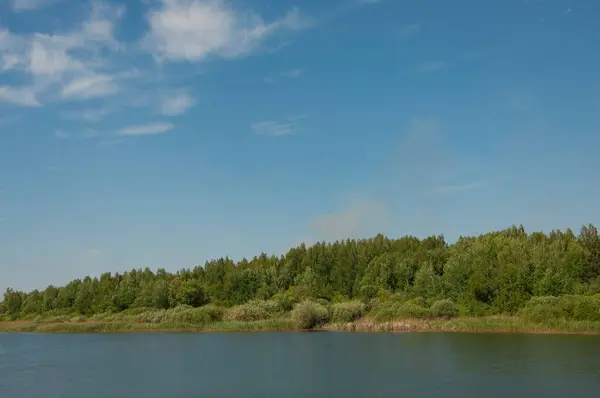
[1,332,599,398]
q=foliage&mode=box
[331,301,366,323]
[3,225,600,326]
[291,300,330,329]
[371,301,430,321]
[429,299,459,318]
[223,300,282,322]
[519,295,600,323]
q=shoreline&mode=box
[2,317,600,335]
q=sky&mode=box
[1,0,599,293]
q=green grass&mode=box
[3,315,600,334]
[3,296,600,334]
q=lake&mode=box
[0,332,599,398]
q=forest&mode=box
[2,224,600,330]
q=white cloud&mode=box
[61,74,119,99]
[98,139,122,147]
[160,91,195,116]
[251,120,293,136]
[11,0,57,12]
[251,114,308,136]
[54,130,69,139]
[117,122,174,136]
[0,2,126,106]
[0,86,40,106]
[309,200,388,242]
[398,24,420,40]
[143,0,313,62]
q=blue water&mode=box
[1,332,599,397]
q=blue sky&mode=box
[1,0,599,293]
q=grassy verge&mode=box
[0,318,299,333]
[2,316,600,334]
[324,316,600,334]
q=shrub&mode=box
[519,295,600,323]
[291,300,330,329]
[559,295,600,321]
[430,299,459,318]
[45,315,70,323]
[331,301,366,323]
[166,305,224,324]
[132,309,167,324]
[271,291,297,312]
[457,296,492,317]
[371,301,429,322]
[89,312,111,321]
[224,303,269,322]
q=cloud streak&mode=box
[432,181,485,195]
[309,200,388,242]
[420,61,447,73]
[160,91,195,116]
[398,24,420,40]
[117,122,174,136]
[10,0,58,12]
[0,86,40,106]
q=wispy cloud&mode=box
[420,61,447,73]
[160,91,195,116]
[53,128,100,140]
[10,0,58,12]
[309,199,388,242]
[0,2,126,105]
[0,86,40,107]
[398,24,420,40]
[251,114,308,136]
[86,248,103,256]
[97,139,122,148]
[60,107,113,122]
[117,122,174,136]
[283,68,303,78]
[142,0,314,62]
[264,68,303,83]
[61,74,119,100]
[251,121,293,137]
[432,181,485,195]
[53,130,69,139]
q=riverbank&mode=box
[2,316,600,334]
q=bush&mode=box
[519,295,600,323]
[457,296,492,317]
[331,301,366,323]
[291,300,330,329]
[430,299,459,318]
[224,303,269,322]
[133,309,167,324]
[272,292,297,312]
[371,301,430,322]
[45,315,70,323]
[166,305,224,324]
[89,312,111,321]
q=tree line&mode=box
[2,224,600,319]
